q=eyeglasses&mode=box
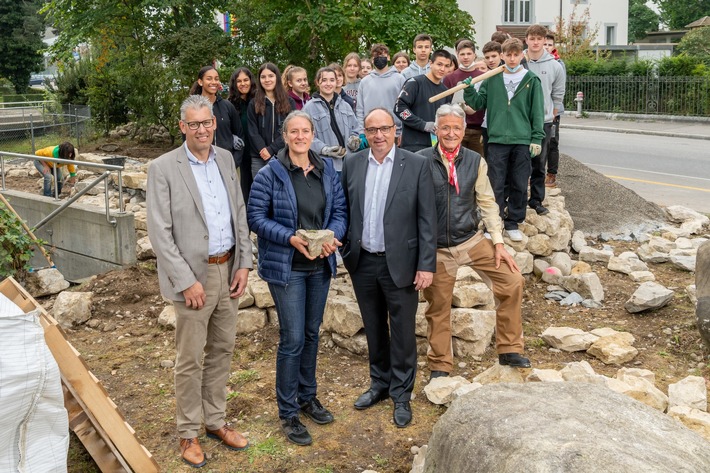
[184,119,214,130]
[439,126,464,134]
[364,125,394,135]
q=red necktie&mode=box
[439,144,460,194]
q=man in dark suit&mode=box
[340,108,437,427]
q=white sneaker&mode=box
[506,229,523,242]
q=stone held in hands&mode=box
[296,229,334,259]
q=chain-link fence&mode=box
[565,75,710,117]
[0,102,92,155]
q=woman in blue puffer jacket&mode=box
[246,110,347,447]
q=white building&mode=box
[458,0,628,49]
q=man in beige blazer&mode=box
[147,95,252,468]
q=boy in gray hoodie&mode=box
[524,24,566,216]
[356,43,406,145]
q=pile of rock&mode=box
[541,326,638,364]
[419,359,710,441]
[108,122,172,142]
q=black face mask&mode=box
[373,56,389,70]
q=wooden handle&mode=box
[428,65,506,103]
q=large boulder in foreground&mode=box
[423,383,710,473]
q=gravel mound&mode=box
[557,154,667,236]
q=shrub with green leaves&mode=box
[0,200,38,280]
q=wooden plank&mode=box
[45,323,159,472]
[1,277,159,473]
[64,384,129,473]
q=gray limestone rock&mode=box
[136,236,155,260]
[560,292,584,306]
[607,252,648,275]
[25,268,70,297]
[550,252,572,276]
[450,308,496,346]
[158,305,176,329]
[423,376,471,405]
[668,376,708,412]
[636,243,670,263]
[331,332,368,357]
[52,291,93,328]
[235,307,267,334]
[560,273,605,302]
[452,283,494,309]
[571,230,587,253]
[423,383,710,473]
[541,326,598,352]
[698,241,710,349]
[578,247,613,264]
[321,295,363,337]
[625,282,674,313]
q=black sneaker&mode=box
[281,416,312,446]
[429,370,449,382]
[299,397,334,425]
[534,205,549,215]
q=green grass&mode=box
[246,436,286,464]
[372,453,389,468]
[229,368,260,385]
[0,132,68,155]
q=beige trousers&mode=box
[174,260,238,438]
[423,233,525,372]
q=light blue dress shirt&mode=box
[184,143,235,255]
[361,145,396,253]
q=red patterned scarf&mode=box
[439,144,460,194]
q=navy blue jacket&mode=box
[247,148,348,286]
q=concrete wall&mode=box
[2,190,136,282]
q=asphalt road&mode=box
[559,128,710,214]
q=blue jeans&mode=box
[34,161,61,196]
[268,267,331,419]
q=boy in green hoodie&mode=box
[463,38,544,242]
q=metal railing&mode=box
[565,75,710,117]
[0,151,125,228]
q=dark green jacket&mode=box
[464,71,545,146]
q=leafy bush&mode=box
[657,55,707,76]
[0,200,39,281]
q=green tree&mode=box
[676,26,710,60]
[0,0,45,93]
[657,0,710,30]
[628,0,659,43]
[224,0,475,76]
[42,0,231,135]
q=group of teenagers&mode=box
[147,24,566,468]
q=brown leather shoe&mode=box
[545,173,557,187]
[206,425,249,451]
[179,437,206,468]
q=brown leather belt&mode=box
[208,247,234,265]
